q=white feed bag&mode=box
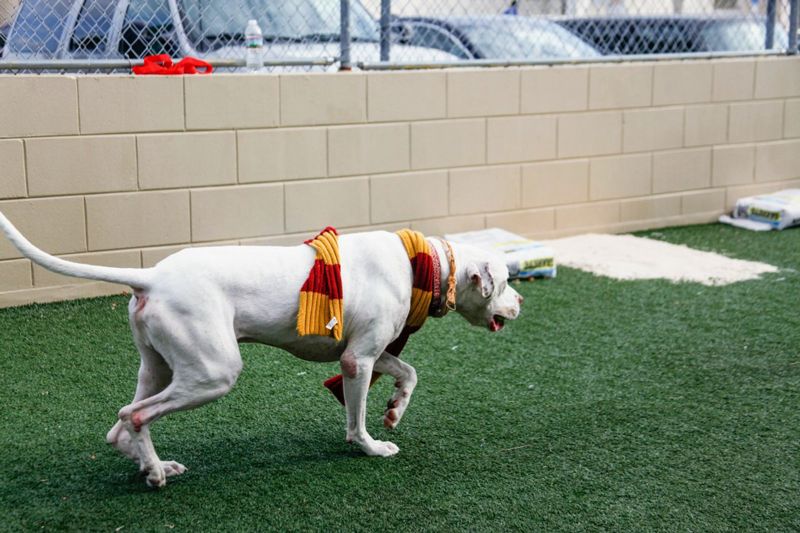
[445,228,556,279]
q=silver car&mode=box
[2,0,458,68]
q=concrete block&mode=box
[138,132,237,189]
[0,140,26,199]
[368,71,446,121]
[589,64,652,109]
[559,111,622,158]
[25,136,137,196]
[487,115,556,164]
[521,66,588,113]
[86,191,190,250]
[191,184,284,242]
[623,107,683,153]
[712,59,755,102]
[285,177,369,232]
[78,76,183,134]
[653,148,712,193]
[754,56,800,99]
[712,144,755,186]
[185,74,279,130]
[328,123,409,176]
[447,69,519,117]
[411,119,486,170]
[755,139,800,182]
[0,197,86,260]
[522,159,589,207]
[684,104,728,147]
[450,165,520,215]
[653,61,712,105]
[370,171,448,223]
[238,128,327,183]
[0,76,78,137]
[729,101,784,143]
[280,73,366,126]
[590,154,652,200]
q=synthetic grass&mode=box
[0,223,798,531]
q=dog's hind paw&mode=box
[383,408,399,430]
[161,460,187,478]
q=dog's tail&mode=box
[0,210,153,290]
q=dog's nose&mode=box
[517,294,524,305]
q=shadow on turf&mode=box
[35,431,376,496]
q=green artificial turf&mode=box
[0,223,798,531]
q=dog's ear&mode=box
[466,262,494,299]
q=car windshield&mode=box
[179,0,379,50]
[6,0,73,56]
[702,20,789,51]
[458,17,599,59]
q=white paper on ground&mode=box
[542,234,778,286]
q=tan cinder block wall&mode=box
[1,56,800,307]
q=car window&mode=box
[71,0,116,54]
[121,0,177,58]
[702,20,788,51]
[460,19,598,60]
[6,0,74,55]
[178,0,378,52]
[408,24,471,59]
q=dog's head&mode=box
[453,245,523,332]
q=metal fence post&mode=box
[765,0,776,49]
[790,0,799,54]
[340,0,352,70]
[380,0,391,62]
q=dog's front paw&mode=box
[143,463,166,488]
[361,439,400,457]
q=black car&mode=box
[554,15,790,55]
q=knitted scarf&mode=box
[322,229,438,405]
[297,226,344,341]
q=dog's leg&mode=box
[373,352,417,430]
[341,347,399,457]
[107,338,172,464]
[117,326,242,488]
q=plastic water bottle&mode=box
[245,19,263,71]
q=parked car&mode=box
[1,0,458,67]
[391,15,601,60]
[553,15,791,55]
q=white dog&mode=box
[0,212,522,487]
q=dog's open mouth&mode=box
[489,315,505,332]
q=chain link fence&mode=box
[0,0,797,73]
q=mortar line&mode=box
[82,196,89,253]
[134,136,141,190]
[22,139,30,197]
[188,189,194,243]
[75,77,82,134]
[235,130,240,184]
[282,182,287,233]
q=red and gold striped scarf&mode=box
[297,226,343,340]
[322,228,438,404]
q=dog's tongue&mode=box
[489,317,504,332]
